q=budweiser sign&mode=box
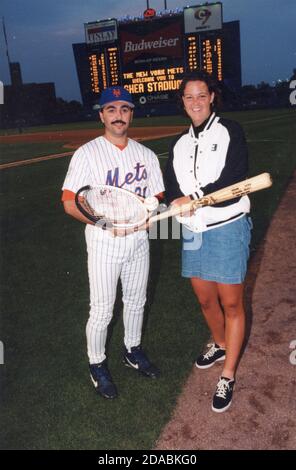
[121,22,182,65]
[124,37,179,52]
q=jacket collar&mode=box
[189,112,216,139]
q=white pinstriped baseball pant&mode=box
[85,225,149,364]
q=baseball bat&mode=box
[149,172,272,223]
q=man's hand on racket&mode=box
[109,193,162,236]
[110,215,154,237]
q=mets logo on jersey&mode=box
[113,89,122,97]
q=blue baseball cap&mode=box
[98,86,135,109]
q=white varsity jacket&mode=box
[164,113,250,232]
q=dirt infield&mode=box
[155,172,296,450]
[0,125,186,170]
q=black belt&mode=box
[206,212,244,228]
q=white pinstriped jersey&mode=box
[62,136,164,199]
[62,135,164,363]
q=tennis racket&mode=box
[75,185,152,229]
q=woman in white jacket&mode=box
[164,71,252,413]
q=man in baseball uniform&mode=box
[62,86,164,399]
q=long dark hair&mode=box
[178,70,221,111]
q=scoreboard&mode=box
[185,33,223,81]
[89,52,106,93]
[88,47,121,94]
[73,3,241,115]
[123,67,184,95]
[119,14,185,110]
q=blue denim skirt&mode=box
[181,215,253,284]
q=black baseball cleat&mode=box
[195,343,226,369]
[89,361,118,399]
[123,345,160,379]
[212,376,235,413]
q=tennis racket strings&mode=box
[82,186,148,228]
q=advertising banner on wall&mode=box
[120,18,183,67]
[85,20,118,44]
[184,2,222,34]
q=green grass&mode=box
[1,108,294,166]
[0,108,296,450]
[0,142,69,164]
[1,107,294,136]
[0,115,189,136]
[0,121,101,135]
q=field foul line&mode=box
[244,114,294,125]
[0,133,290,170]
[0,150,168,170]
[158,152,169,158]
[246,139,285,142]
[0,151,73,170]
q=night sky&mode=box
[0,0,295,102]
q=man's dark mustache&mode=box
[111,120,126,125]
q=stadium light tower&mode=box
[2,17,11,69]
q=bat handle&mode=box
[149,201,196,223]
